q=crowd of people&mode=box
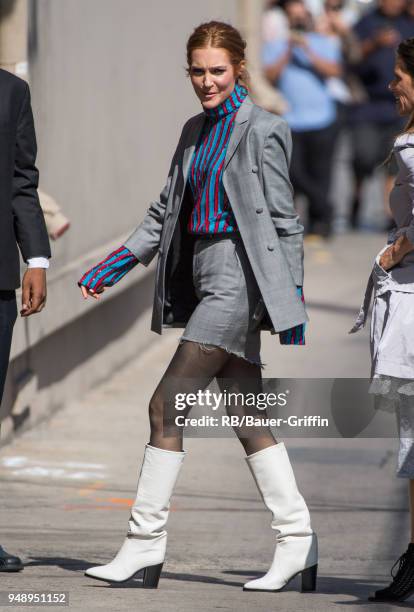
[262,0,414,237]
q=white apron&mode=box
[351,248,414,478]
[351,245,414,379]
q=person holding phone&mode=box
[349,0,413,229]
[262,0,342,239]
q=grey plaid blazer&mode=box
[124,95,308,334]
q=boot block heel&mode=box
[301,564,317,592]
[142,562,163,588]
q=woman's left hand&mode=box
[379,234,414,270]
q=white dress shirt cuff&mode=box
[27,257,50,269]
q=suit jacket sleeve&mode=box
[13,82,51,262]
[123,120,190,266]
[261,118,304,286]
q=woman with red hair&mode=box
[79,20,316,594]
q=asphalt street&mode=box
[0,232,410,612]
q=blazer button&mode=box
[252,165,259,173]
[267,244,275,251]
[256,208,263,214]
[158,248,163,255]
[166,212,172,219]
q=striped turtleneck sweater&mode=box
[187,83,248,235]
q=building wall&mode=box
[31,0,239,266]
[1,0,241,437]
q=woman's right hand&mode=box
[379,234,414,270]
[80,285,106,300]
[78,245,138,299]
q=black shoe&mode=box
[369,543,414,602]
[0,546,24,572]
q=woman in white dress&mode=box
[352,37,414,603]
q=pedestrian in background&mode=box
[0,70,50,572]
[79,20,318,594]
[351,37,414,603]
[349,0,414,229]
[316,0,361,113]
[262,0,342,238]
[262,0,289,42]
[407,0,414,21]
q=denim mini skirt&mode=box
[179,234,264,368]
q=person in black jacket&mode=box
[0,69,51,572]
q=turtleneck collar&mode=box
[204,82,248,121]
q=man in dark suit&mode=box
[0,68,51,572]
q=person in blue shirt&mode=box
[262,0,342,238]
[349,0,414,229]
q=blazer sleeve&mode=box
[261,118,304,286]
[123,120,190,266]
[12,82,51,262]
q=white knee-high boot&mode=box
[85,444,186,586]
[243,443,318,592]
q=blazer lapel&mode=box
[224,95,254,169]
[181,113,205,181]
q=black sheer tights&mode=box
[149,340,277,456]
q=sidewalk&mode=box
[0,233,409,611]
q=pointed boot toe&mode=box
[84,445,185,587]
[243,444,318,593]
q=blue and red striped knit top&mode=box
[187,83,248,234]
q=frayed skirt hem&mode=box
[178,336,266,369]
